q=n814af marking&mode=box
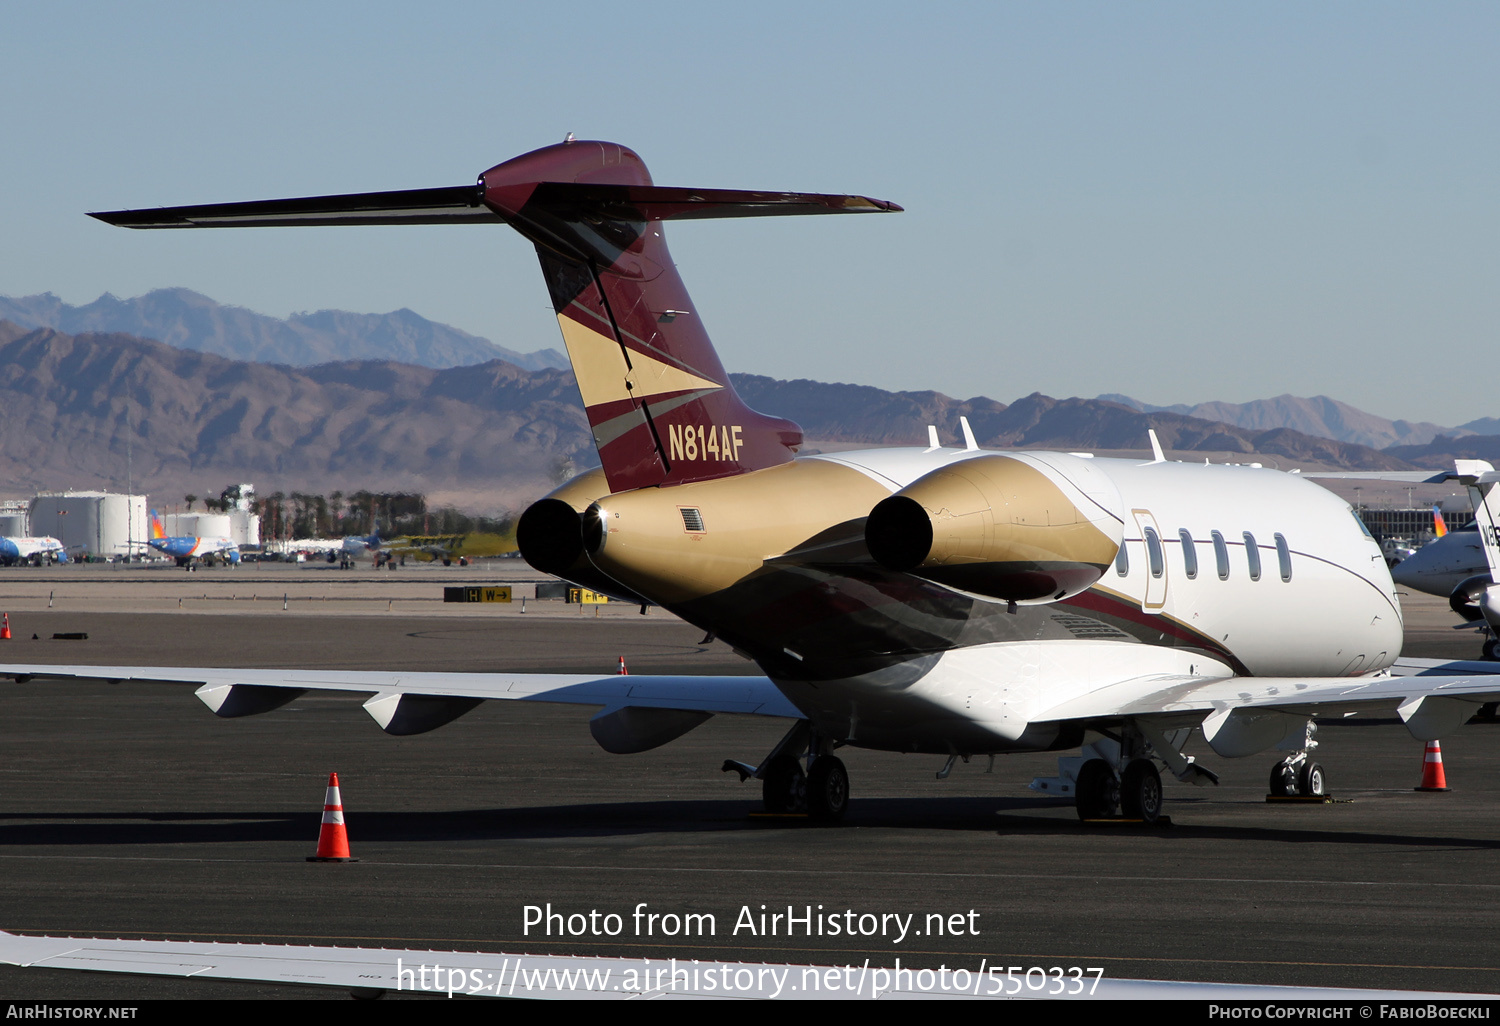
[667,423,743,462]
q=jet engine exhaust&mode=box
[516,498,586,575]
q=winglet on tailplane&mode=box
[91,140,902,493]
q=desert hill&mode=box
[0,289,569,372]
[0,323,1423,511]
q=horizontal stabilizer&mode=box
[89,185,498,228]
[526,182,902,221]
[90,183,899,230]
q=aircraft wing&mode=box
[0,665,799,747]
[0,928,1484,1000]
[1298,471,1446,482]
[1029,659,1500,749]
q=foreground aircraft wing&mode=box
[0,665,797,752]
[6,928,1485,1001]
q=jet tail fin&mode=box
[90,140,902,493]
[478,143,899,491]
[1451,461,1500,577]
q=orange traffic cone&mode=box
[0,614,10,640]
[307,772,358,861]
[1415,740,1451,792]
[617,656,628,676]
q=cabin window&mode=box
[1114,540,1129,576]
[1212,531,1229,580]
[1244,531,1262,581]
[1275,532,1292,582]
[1144,527,1164,578]
[1179,529,1198,579]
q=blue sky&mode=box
[3,2,1496,426]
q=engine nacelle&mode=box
[865,454,1122,603]
[516,468,651,604]
[1449,573,1494,623]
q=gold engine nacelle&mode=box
[864,454,1122,603]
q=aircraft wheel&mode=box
[761,756,805,814]
[1483,637,1500,662]
[1269,761,1297,796]
[806,756,849,823]
[1119,760,1163,822]
[1298,761,1327,797]
[1075,759,1118,820]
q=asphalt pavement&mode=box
[0,567,1497,998]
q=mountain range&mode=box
[0,321,588,510]
[0,289,569,372]
[4,286,1494,510]
[0,321,1425,511]
[2,288,1483,454]
[1098,393,1493,450]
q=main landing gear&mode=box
[1072,753,1165,822]
[723,720,849,823]
[1033,722,1218,824]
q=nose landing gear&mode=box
[1268,752,1327,798]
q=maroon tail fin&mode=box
[478,140,899,492]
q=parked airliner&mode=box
[148,510,240,569]
[0,536,68,567]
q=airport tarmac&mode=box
[1,565,1499,999]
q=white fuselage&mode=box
[0,536,69,566]
[765,448,1402,755]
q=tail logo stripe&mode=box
[557,317,721,407]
